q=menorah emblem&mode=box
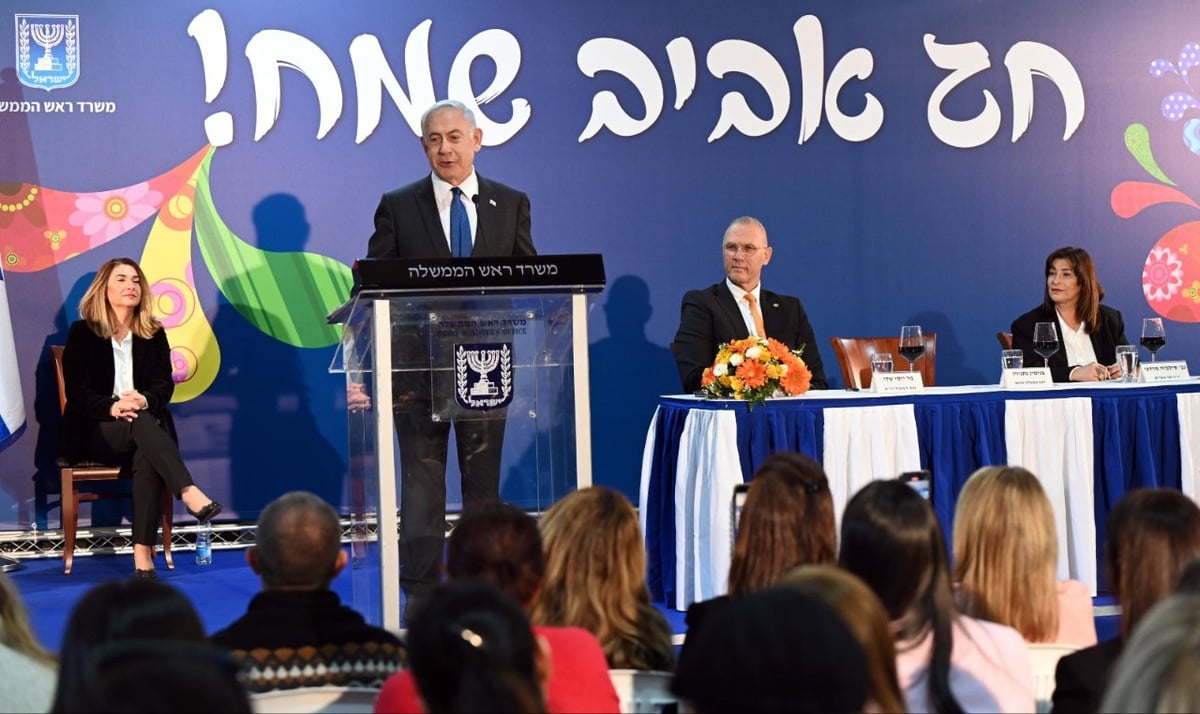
[15,14,80,92]
[455,343,514,410]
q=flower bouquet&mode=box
[700,337,813,408]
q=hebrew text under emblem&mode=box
[455,342,513,410]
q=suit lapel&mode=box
[715,284,751,340]
[416,177,452,258]
[473,175,497,256]
[760,290,785,340]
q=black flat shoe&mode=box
[186,501,222,524]
[134,568,157,580]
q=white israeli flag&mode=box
[0,264,25,451]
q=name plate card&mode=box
[1140,360,1191,383]
[1001,367,1053,389]
[871,371,924,393]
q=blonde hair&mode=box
[78,258,161,339]
[782,565,907,713]
[0,573,55,667]
[532,487,673,671]
[952,466,1059,642]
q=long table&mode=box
[639,381,1200,611]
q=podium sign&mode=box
[330,255,605,631]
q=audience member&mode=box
[210,490,405,692]
[0,573,56,713]
[1052,488,1200,713]
[375,500,618,713]
[65,639,250,713]
[532,486,674,671]
[672,586,868,713]
[782,565,907,713]
[682,451,835,647]
[1099,593,1200,713]
[407,580,545,714]
[1175,556,1200,594]
[839,479,1034,713]
[952,465,1096,646]
[52,578,209,713]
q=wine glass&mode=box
[1032,321,1060,368]
[1141,317,1167,362]
[898,325,925,372]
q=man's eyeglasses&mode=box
[724,244,767,257]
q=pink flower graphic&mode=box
[1143,246,1185,301]
[68,182,162,246]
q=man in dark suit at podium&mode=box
[672,216,828,392]
[366,99,536,616]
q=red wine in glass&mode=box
[1032,322,1059,367]
[1140,335,1166,357]
[1141,317,1167,362]
[898,325,924,371]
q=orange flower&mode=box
[780,363,812,395]
[730,337,757,353]
[736,358,768,389]
[766,338,793,361]
[701,367,715,387]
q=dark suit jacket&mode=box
[1050,637,1122,714]
[60,319,177,462]
[365,174,535,259]
[1011,304,1128,382]
[671,282,829,392]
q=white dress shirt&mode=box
[111,330,134,398]
[725,279,765,338]
[430,171,479,253]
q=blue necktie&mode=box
[450,186,471,257]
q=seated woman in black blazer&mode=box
[61,258,221,578]
[1011,246,1129,382]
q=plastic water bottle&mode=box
[195,522,213,566]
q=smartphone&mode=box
[898,470,932,501]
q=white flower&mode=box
[713,362,728,377]
[729,353,744,366]
[745,346,762,360]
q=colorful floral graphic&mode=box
[1143,246,1185,302]
[68,183,162,246]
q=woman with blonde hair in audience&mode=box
[1100,593,1200,713]
[839,480,1034,713]
[782,565,907,713]
[1052,488,1200,713]
[952,465,1096,646]
[0,572,56,712]
[532,486,674,671]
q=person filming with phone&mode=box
[1010,246,1128,382]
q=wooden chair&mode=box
[50,345,174,574]
[997,331,1014,349]
[828,334,937,390]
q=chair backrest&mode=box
[608,669,679,714]
[1026,642,1079,714]
[50,345,68,415]
[828,334,937,390]
[249,686,380,714]
[997,331,1014,350]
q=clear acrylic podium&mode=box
[329,255,605,631]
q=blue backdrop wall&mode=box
[2,0,1199,529]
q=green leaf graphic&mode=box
[1125,124,1176,186]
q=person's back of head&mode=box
[1101,593,1200,712]
[53,579,206,713]
[728,451,835,596]
[251,490,344,590]
[65,639,250,714]
[407,580,544,714]
[533,486,673,671]
[1106,488,1200,640]
[672,586,868,713]
[781,565,905,714]
[446,500,543,610]
[839,479,961,714]
[953,465,1059,642]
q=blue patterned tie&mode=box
[450,186,471,257]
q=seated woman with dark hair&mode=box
[1010,246,1128,382]
[375,501,618,713]
[839,480,1033,713]
[680,451,836,646]
[1052,488,1200,713]
[61,257,221,577]
[406,580,544,714]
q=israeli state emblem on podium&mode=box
[15,14,80,92]
[455,342,514,410]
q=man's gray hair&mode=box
[723,216,767,245]
[420,99,477,135]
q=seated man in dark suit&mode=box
[671,216,829,392]
[210,491,405,692]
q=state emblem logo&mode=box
[455,342,514,410]
[15,14,79,91]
